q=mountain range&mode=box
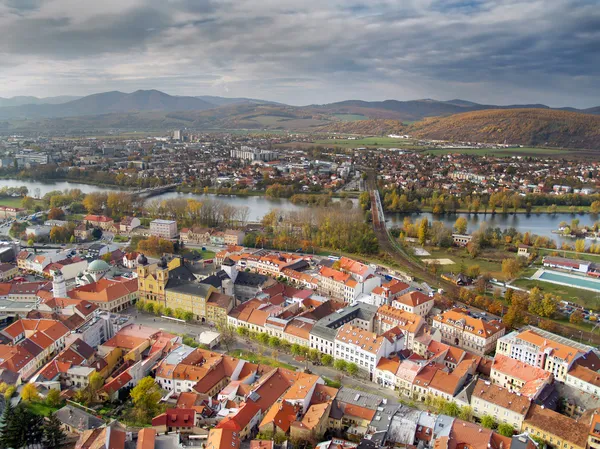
[0,90,599,149]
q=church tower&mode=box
[52,269,67,298]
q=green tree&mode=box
[45,388,62,408]
[236,327,249,337]
[442,401,460,417]
[257,333,270,345]
[44,414,67,447]
[459,405,474,422]
[497,423,515,437]
[268,336,281,348]
[346,362,359,376]
[321,354,333,366]
[144,302,155,314]
[480,414,497,429]
[0,402,13,448]
[130,377,163,424]
[333,359,347,371]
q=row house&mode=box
[391,291,434,317]
[333,323,404,376]
[368,279,411,307]
[496,327,595,382]
[374,305,424,350]
[432,308,505,355]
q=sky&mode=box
[0,0,598,108]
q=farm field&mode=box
[423,147,572,157]
[314,136,413,148]
[333,114,368,121]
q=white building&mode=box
[150,219,178,239]
[333,323,404,376]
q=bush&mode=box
[333,359,348,371]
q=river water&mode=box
[386,211,600,245]
[2,179,597,242]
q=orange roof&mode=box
[319,266,351,283]
[376,357,401,374]
[376,305,423,334]
[217,402,260,432]
[68,277,138,304]
[472,379,531,415]
[136,428,155,449]
[339,257,370,277]
[516,329,586,363]
[284,319,313,340]
[206,428,240,449]
[340,403,376,421]
[433,308,505,338]
[259,400,298,432]
[395,291,432,307]
[492,354,552,384]
[336,324,385,355]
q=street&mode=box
[128,308,404,402]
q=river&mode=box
[0,179,355,223]
[2,179,598,241]
[385,211,600,245]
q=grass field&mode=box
[512,277,600,310]
[229,349,296,370]
[423,147,572,157]
[333,114,368,121]
[200,249,216,259]
[0,196,44,209]
[314,137,413,148]
[425,247,507,279]
[27,401,61,417]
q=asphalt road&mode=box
[127,308,405,403]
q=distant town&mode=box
[0,129,598,449]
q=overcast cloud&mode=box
[0,0,598,107]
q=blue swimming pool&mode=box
[539,271,600,292]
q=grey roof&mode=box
[311,302,378,341]
[54,405,104,431]
[336,387,383,410]
[234,270,269,287]
[386,407,421,444]
[369,404,401,433]
[167,281,213,297]
[511,434,537,449]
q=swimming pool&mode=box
[538,271,600,293]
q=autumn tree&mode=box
[575,239,586,253]
[82,192,108,214]
[454,217,468,235]
[570,310,584,325]
[48,207,65,220]
[417,218,429,245]
[21,383,39,402]
[501,258,521,280]
[130,377,164,424]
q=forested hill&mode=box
[407,109,600,149]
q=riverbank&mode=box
[0,175,126,191]
[411,205,597,215]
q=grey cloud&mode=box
[0,0,598,107]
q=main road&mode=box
[126,307,404,402]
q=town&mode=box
[0,131,598,449]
